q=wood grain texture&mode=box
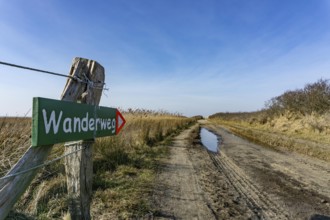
[62,58,104,220]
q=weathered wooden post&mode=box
[0,57,104,220]
[61,58,104,220]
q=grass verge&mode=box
[210,118,330,163]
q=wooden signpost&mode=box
[0,57,124,220]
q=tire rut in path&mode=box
[208,152,289,220]
[153,124,269,219]
[153,123,329,219]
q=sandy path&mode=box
[152,121,330,219]
[152,125,216,219]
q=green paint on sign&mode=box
[32,97,126,147]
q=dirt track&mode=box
[152,121,330,220]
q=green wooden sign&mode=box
[32,97,126,147]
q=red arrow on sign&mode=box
[116,110,126,134]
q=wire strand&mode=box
[0,61,76,80]
[0,145,86,181]
[0,60,108,90]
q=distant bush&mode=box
[191,115,204,120]
[210,112,256,120]
[120,108,183,117]
[265,79,330,115]
[210,79,330,123]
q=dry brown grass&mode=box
[0,113,196,219]
[210,112,330,162]
[0,117,31,175]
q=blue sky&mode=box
[0,0,330,117]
